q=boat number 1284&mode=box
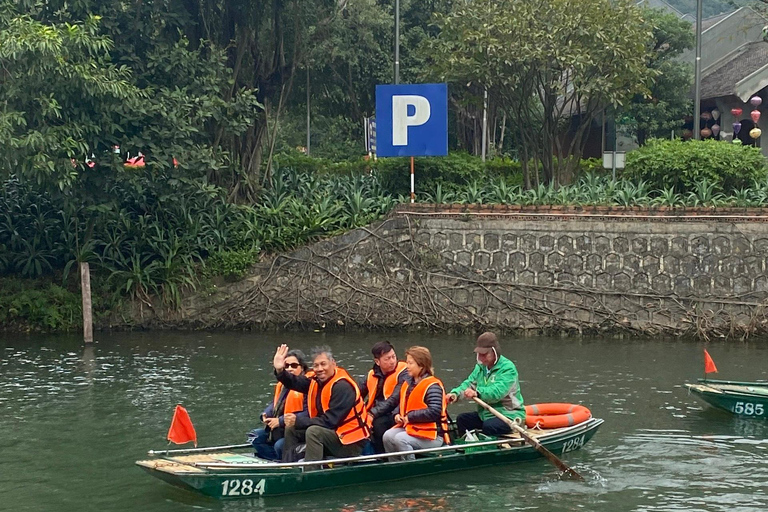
[733,402,764,416]
[561,435,585,454]
[221,479,265,497]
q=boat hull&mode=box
[138,418,603,498]
[686,381,768,418]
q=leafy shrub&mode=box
[204,249,260,280]
[0,278,82,331]
[371,152,523,196]
[624,139,768,193]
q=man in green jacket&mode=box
[446,332,525,437]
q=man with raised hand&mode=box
[273,344,370,463]
[446,332,525,437]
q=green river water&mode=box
[1,331,767,512]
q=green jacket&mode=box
[450,355,525,422]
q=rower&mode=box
[445,332,526,437]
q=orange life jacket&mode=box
[365,361,408,412]
[399,376,450,443]
[273,371,313,415]
[307,368,370,445]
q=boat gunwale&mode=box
[696,378,768,387]
[140,418,604,473]
[686,382,768,398]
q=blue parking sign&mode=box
[375,83,448,157]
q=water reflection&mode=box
[1,332,768,512]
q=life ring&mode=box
[525,403,591,429]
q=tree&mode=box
[427,0,654,186]
[622,8,694,145]
[0,2,138,189]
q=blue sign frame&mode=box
[375,83,448,157]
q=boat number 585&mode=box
[221,479,265,496]
[733,402,764,416]
[561,435,585,454]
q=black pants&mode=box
[456,411,512,437]
[371,414,395,453]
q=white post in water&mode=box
[80,262,93,344]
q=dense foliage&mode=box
[624,139,768,193]
[622,9,695,144]
[427,0,653,186]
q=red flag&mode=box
[167,405,197,447]
[704,349,718,374]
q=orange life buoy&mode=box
[525,403,591,429]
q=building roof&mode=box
[701,41,768,100]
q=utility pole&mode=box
[306,66,311,155]
[481,88,488,161]
[394,0,400,85]
[693,0,703,139]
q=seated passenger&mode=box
[372,346,450,461]
[357,341,408,453]
[274,344,370,463]
[248,349,309,461]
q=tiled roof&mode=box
[700,41,768,100]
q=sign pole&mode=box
[410,157,415,203]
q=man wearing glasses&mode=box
[273,344,370,463]
[445,332,526,437]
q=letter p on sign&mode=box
[392,95,431,146]
[376,83,448,157]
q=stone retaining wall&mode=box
[155,205,768,337]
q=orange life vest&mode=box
[272,370,313,415]
[365,361,408,412]
[399,376,450,443]
[307,368,370,445]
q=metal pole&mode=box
[693,0,702,140]
[410,156,415,203]
[394,0,400,84]
[481,87,488,161]
[612,120,617,181]
[306,66,311,155]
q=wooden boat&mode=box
[685,379,768,418]
[136,417,603,499]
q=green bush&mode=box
[204,249,260,280]
[624,139,768,193]
[0,278,82,331]
[371,152,523,196]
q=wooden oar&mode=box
[473,397,584,481]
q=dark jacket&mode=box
[276,369,357,430]
[357,364,409,406]
[261,386,309,428]
[369,375,444,423]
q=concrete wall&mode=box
[168,206,768,337]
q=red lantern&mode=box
[751,110,761,123]
[731,107,743,117]
[700,127,712,138]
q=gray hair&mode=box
[311,345,334,362]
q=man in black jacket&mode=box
[273,344,369,463]
[358,341,409,453]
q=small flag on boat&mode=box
[704,349,718,374]
[167,404,197,447]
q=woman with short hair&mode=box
[374,346,450,461]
